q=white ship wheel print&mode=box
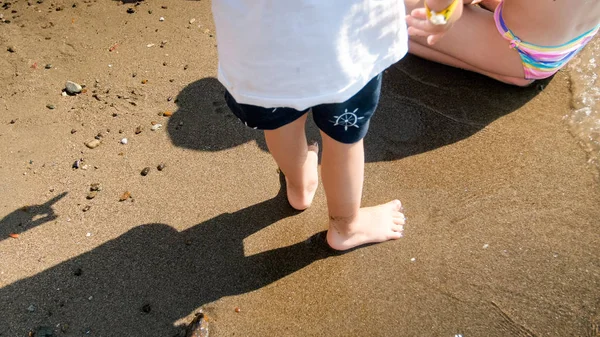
[332,108,364,131]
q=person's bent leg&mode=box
[264,114,319,211]
[405,1,529,84]
[408,41,533,86]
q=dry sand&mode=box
[0,1,599,336]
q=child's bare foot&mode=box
[326,200,405,251]
[286,143,319,211]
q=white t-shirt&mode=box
[212,1,408,110]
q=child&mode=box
[405,0,600,86]
[210,0,450,251]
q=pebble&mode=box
[7,46,15,53]
[119,191,131,201]
[86,191,97,200]
[44,64,52,69]
[410,257,416,262]
[85,139,101,149]
[189,18,196,24]
[134,126,142,134]
[146,43,155,48]
[140,167,150,176]
[27,304,36,312]
[141,303,152,313]
[73,268,83,276]
[234,307,241,313]
[159,16,165,21]
[34,326,53,337]
[10,119,16,124]
[120,138,128,145]
[151,124,162,131]
[82,205,91,212]
[65,81,82,95]
[167,96,172,101]
[141,79,148,84]
[71,129,77,134]
[163,111,173,117]
[126,7,135,14]
[61,91,68,97]
[483,244,489,249]
[46,104,56,109]
[157,163,166,171]
[90,183,102,191]
[72,159,82,169]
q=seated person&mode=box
[405,0,600,86]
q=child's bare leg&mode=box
[405,2,529,85]
[264,114,319,211]
[408,41,533,87]
[320,132,405,251]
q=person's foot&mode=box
[286,142,319,211]
[326,200,405,251]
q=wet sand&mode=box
[1,1,599,336]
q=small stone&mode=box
[61,91,68,97]
[120,138,128,145]
[86,191,97,200]
[141,79,148,84]
[119,191,131,201]
[7,46,16,53]
[82,205,91,212]
[86,233,92,237]
[148,10,152,14]
[46,104,56,109]
[159,16,164,21]
[85,139,101,149]
[179,121,184,127]
[90,183,102,191]
[183,64,188,70]
[163,61,167,66]
[167,96,172,101]
[189,18,196,24]
[141,303,152,313]
[150,124,162,131]
[44,64,52,69]
[73,267,83,276]
[65,81,82,95]
[162,111,173,117]
[483,244,489,249]
[132,72,137,77]
[161,5,167,9]
[27,304,36,312]
[140,167,150,176]
[157,163,166,171]
[10,119,16,124]
[169,79,174,82]
[126,7,135,13]
[410,257,416,262]
[72,159,82,169]
[70,129,77,134]
[234,307,241,313]
[134,126,142,134]
[34,326,54,337]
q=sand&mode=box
[0,0,599,336]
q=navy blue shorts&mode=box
[224,73,382,144]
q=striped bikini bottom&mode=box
[494,1,599,80]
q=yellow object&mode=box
[424,0,460,25]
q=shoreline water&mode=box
[566,39,600,179]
